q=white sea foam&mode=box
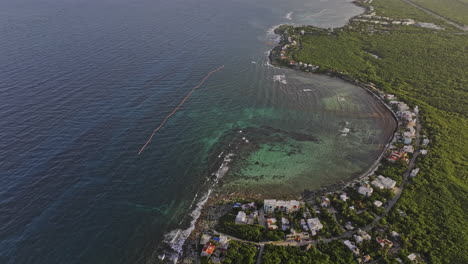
[161,151,235,261]
[273,74,287,84]
[266,24,283,43]
[264,60,281,69]
[214,153,234,182]
[303,89,314,92]
[285,12,293,20]
[163,188,213,262]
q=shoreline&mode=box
[173,4,403,262]
[268,27,400,198]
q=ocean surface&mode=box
[0,0,395,263]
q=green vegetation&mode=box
[265,230,285,241]
[371,0,444,23]
[412,0,468,25]
[282,1,468,262]
[318,208,343,237]
[217,214,265,242]
[261,244,332,264]
[223,241,257,264]
[375,160,407,185]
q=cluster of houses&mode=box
[233,202,258,225]
[352,17,416,26]
[263,199,327,238]
[199,234,229,262]
[383,94,426,164]
[276,29,321,71]
[353,0,416,26]
[342,229,404,263]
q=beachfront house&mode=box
[387,151,409,163]
[201,242,216,257]
[264,199,300,214]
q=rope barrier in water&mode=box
[138,65,224,154]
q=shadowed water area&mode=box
[0,0,395,263]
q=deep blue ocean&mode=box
[0,0,397,263]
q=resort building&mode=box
[264,199,300,214]
[371,175,396,190]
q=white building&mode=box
[264,199,300,214]
[372,175,396,189]
[358,184,374,197]
[422,139,430,146]
[307,218,323,236]
[266,218,278,230]
[408,253,418,262]
[374,200,383,207]
[410,168,420,177]
[235,211,247,224]
[403,145,414,153]
[404,137,413,145]
[343,240,360,255]
[340,193,349,201]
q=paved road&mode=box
[367,115,421,228]
[402,0,468,31]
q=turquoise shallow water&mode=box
[0,0,396,263]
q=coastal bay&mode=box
[0,0,404,263]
